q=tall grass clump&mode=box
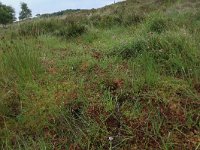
[0,42,43,81]
[18,19,87,38]
[18,19,64,36]
[111,30,199,80]
[111,37,147,59]
[146,13,170,33]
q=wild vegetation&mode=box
[37,9,82,18]
[0,0,200,149]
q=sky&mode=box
[1,0,122,18]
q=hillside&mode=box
[0,0,200,149]
[37,9,83,18]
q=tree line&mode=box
[0,2,32,26]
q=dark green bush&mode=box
[65,14,88,25]
[146,14,169,33]
[149,18,167,33]
[101,15,122,28]
[54,23,86,38]
[111,38,147,59]
[89,11,144,28]
[122,13,144,26]
[90,15,122,28]
[89,14,101,26]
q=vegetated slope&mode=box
[38,9,83,18]
[0,0,200,149]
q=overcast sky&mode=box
[1,0,121,18]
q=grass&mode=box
[0,0,200,149]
